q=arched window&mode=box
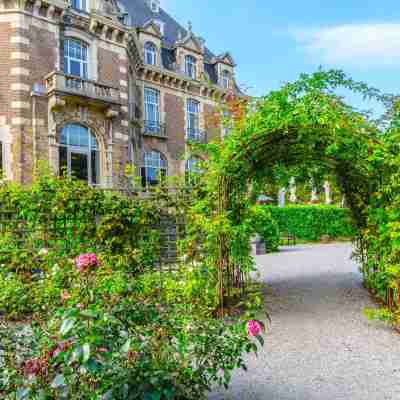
[144,42,157,65]
[59,124,100,185]
[141,150,167,186]
[222,70,230,89]
[185,55,197,79]
[64,38,88,78]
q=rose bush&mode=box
[0,251,265,399]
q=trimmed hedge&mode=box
[266,205,356,241]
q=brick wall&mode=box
[204,103,221,142]
[0,22,11,120]
[98,48,120,87]
[165,92,185,159]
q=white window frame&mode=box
[142,150,167,186]
[144,42,157,66]
[59,124,100,186]
[187,99,200,140]
[144,87,160,133]
[64,38,88,79]
[185,55,197,79]
[222,70,230,89]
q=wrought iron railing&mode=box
[143,120,167,138]
[186,128,207,143]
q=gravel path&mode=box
[210,243,400,400]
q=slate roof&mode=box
[120,0,222,84]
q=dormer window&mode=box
[185,55,197,79]
[222,70,231,89]
[153,19,164,36]
[71,0,88,12]
[144,42,157,66]
[147,0,160,13]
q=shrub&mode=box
[249,206,280,252]
[0,254,264,399]
[267,205,356,241]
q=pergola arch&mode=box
[195,70,388,311]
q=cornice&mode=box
[138,64,232,102]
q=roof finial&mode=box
[188,20,192,33]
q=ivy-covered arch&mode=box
[188,70,390,312]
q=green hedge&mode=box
[266,205,356,241]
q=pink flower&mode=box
[75,253,99,273]
[247,320,263,337]
[61,290,71,301]
[23,358,48,377]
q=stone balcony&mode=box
[45,71,122,108]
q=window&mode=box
[187,99,200,140]
[222,70,230,89]
[222,110,232,137]
[64,38,88,79]
[59,124,100,185]
[185,55,197,79]
[154,19,164,35]
[144,42,157,66]
[150,0,159,12]
[141,150,167,186]
[71,0,88,12]
[144,87,160,134]
[185,156,201,184]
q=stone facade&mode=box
[0,0,238,187]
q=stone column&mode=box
[289,177,297,203]
[278,188,286,207]
[310,179,318,202]
[324,181,332,205]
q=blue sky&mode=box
[163,0,399,113]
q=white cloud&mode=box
[292,23,400,67]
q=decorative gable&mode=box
[142,20,162,38]
[96,0,125,22]
[212,52,236,67]
[174,23,204,55]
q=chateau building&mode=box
[0,0,238,187]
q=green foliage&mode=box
[248,206,280,252]
[267,205,356,241]
[0,261,261,399]
[0,173,264,398]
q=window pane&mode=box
[59,146,68,176]
[91,150,99,184]
[70,60,81,77]
[71,152,88,182]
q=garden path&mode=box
[210,243,400,400]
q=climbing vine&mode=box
[186,69,400,323]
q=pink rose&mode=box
[247,320,263,337]
[75,253,99,273]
